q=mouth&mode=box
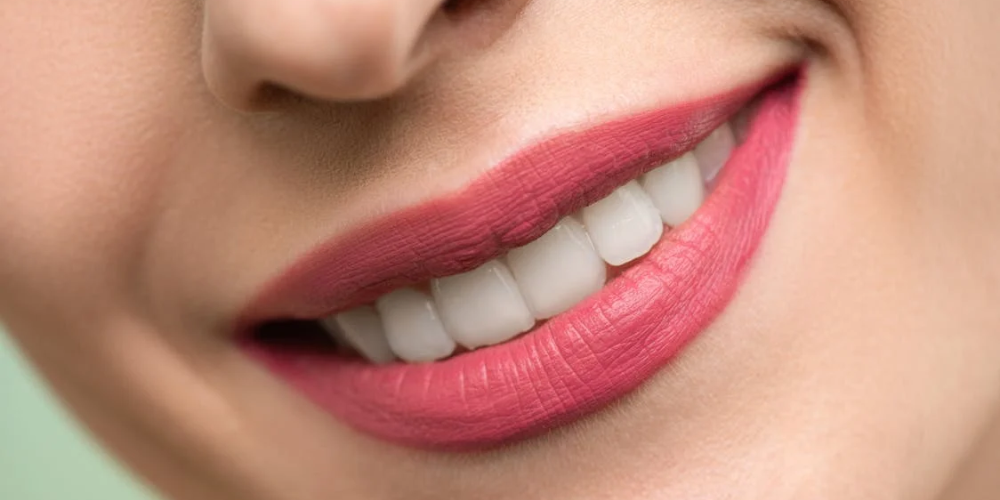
[239,68,805,450]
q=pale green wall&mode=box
[0,327,158,500]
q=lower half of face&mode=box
[2,0,1000,499]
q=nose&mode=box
[201,0,470,108]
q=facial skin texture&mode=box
[1,0,1000,499]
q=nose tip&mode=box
[201,0,455,109]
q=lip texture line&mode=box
[242,71,804,449]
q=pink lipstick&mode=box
[240,70,804,450]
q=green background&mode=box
[0,326,157,500]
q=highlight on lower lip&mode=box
[241,70,804,450]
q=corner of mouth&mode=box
[239,67,806,450]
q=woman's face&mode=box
[2,0,1000,498]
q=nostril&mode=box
[430,0,528,57]
[441,0,503,19]
[441,0,476,16]
[246,82,308,111]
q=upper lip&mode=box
[239,66,803,449]
[238,70,793,328]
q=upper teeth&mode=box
[507,217,606,320]
[323,122,735,364]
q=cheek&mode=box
[852,0,1000,301]
[0,2,204,320]
[0,97,175,331]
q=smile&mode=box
[239,69,804,450]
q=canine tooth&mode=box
[321,307,395,364]
[693,123,736,182]
[376,288,456,363]
[581,181,663,266]
[641,153,705,227]
[507,218,606,319]
[432,260,534,349]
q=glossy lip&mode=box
[239,69,804,450]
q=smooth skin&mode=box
[1,1,999,499]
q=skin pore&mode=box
[1,0,1000,498]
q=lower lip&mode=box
[244,75,804,450]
